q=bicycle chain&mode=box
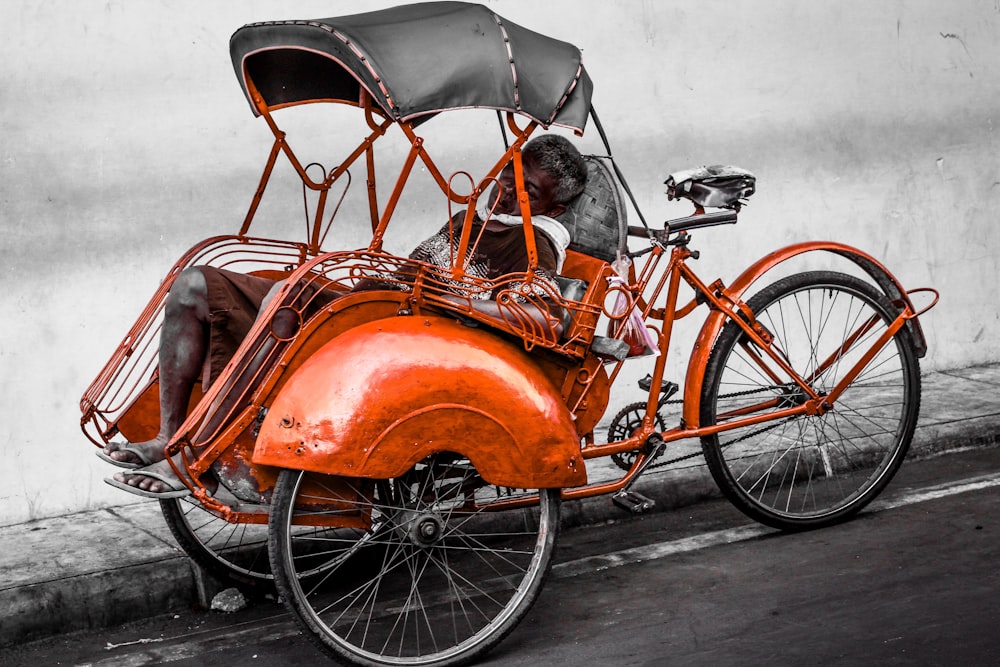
[609,385,786,472]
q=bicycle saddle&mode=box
[665,165,756,209]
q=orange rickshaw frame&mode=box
[80,81,938,520]
[79,4,938,665]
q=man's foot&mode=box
[97,440,168,469]
[105,453,216,499]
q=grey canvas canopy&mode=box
[230,1,594,133]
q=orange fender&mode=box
[682,241,928,429]
[252,315,586,489]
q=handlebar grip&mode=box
[627,210,739,241]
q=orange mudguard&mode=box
[253,315,587,489]
[681,241,928,429]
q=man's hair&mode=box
[522,134,588,204]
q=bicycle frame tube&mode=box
[681,240,930,428]
[577,237,921,461]
[669,242,921,431]
[821,308,913,405]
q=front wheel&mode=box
[700,271,921,531]
[268,455,560,666]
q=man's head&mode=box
[494,134,588,218]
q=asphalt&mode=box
[2,363,999,648]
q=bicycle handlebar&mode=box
[627,209,739,242]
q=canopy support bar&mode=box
[239,82,393,252]
[590,106,651,234]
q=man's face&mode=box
[494,158,564,218]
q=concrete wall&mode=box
[2,0,997,525]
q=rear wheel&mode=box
[269,455,560,666]
[700,271,921,531]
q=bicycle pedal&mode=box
[637,375,679,398]
[612,489,656,514]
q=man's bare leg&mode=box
[107,267,209,467]
[112,278,341,495]
[112,274,285,494]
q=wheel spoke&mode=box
[160,497,272,586]
[700,271,920,530]
[268,457,560,664]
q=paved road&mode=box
[5,447,999,666]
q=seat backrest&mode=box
[555,156,628,263]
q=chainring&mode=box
[606,402,668,471]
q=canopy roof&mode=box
[229,1,593,132]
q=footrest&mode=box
[612,489,656,514]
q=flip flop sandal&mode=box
[95,442,155,469]
[104,469,200,500]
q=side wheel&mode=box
[160,497,273,589]
[161,492,351,590]
[268,456,560,667]
[700,271,921,531]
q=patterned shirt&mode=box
[404,214,562,301]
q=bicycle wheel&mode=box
[160,497,273,589]
[269,455,560,667]
[700,271,921,531]
[162,491,356,589]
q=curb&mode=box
[3,409,998,648]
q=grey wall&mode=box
[2,0,997,524]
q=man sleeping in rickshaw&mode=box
[101,134,588,498]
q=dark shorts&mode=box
[197,266,343,390]
[198,266,277,390]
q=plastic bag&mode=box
[607,255,660,357]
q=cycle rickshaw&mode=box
[80,3,937,665]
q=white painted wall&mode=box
[2,0,997,525]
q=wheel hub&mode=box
[778,384,833,414]
[408,512,444,547]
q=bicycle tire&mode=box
[700,270,921,531]
[161,493,352,590]
[160,497,273,589]
[268,456,560,666]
